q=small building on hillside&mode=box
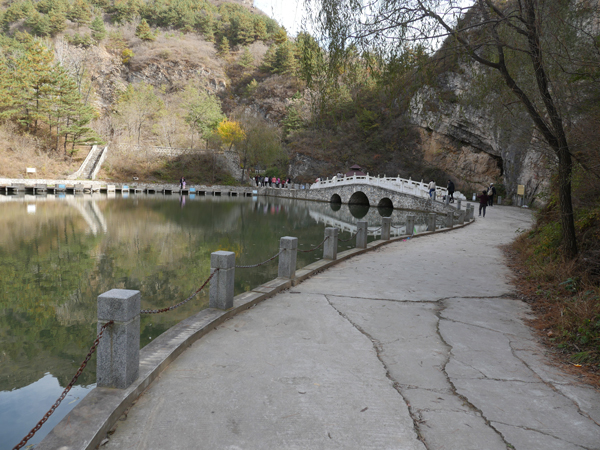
[345,165,366,177]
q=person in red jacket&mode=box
[477,190,489,217]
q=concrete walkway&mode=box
[104,206,600,450]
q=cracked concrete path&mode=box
[104,206,600,450]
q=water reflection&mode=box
[349,204,370,219]
[0,374,91,449]
[0,193,444,449]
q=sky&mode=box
[253,0,308,36]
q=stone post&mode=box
[323,228,338,260]
[356,221,368,249]
[406,215,415,236]
[446,211,454,228]
[470,205,475,220]
[457,199,462,210]
[427,213,437,232]
[432,191,437,201]
[278,237,298,279]
[497,196,502,205]
[458,210,465,225]
[381,217,391,240]
[210,251,235,310]
[97,289,140,389]
[445,195,450,205]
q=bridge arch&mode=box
[377,197,393,208]
[348,191,370,206]
[330,193,342,203]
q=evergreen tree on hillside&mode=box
[26,11,51,37]
[48,10,67,35]
[273,28,287,44]
[135,18,155,40]
[90,16,106,42]
[253,17,267,41]
[238,46,254,68]
[274,41,298,75]
[68,0,92,28]
[218,36,230,57]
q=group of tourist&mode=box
[255,176,291,188]
[427,178,497,218]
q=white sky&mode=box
[253,0,308,36]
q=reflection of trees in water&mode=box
[0,196,327,393]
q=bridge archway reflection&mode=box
[329,202,341,212]
[377,206,393,217]
[330,193,342,204]
[349,204,370,219]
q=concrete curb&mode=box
[36,219,474,450]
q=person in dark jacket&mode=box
[488,183,497,206]
[477,190,489,217]
[447,180,455,203]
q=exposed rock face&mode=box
[408,71,552,203]
[125,60,227,93]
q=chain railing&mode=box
[338,233,356,243]
[12,321,114,450]
[235,249,285,269]
[140,271,218,315]
[298,236,329,253]
[367,227,382,235]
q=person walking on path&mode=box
[487,183,497,206]
[447,180,455,203]
[477,189,489,217]
[428,180,436,198]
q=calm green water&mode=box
[0,193,437,449]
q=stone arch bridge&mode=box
[263,182,454,214]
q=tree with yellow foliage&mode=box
[216,119,245,151]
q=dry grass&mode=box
[129,33,224,73]
[0,123,83,179]
[100,147,236,185]
[504,168,600,385]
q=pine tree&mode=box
[253,17,267,41]
[68,0,92,28]
[218,36,230,57]
[90,16,106,42]
[273,28,287,45]
[274,41,298,75]
[135,18,155,41]
[26,11,51,37]
[20,41,56,132]
[48,10,67,36]
[238,46,254,68]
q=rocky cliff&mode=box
[408,70,552,203]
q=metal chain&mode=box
[368,227,382,233]
[236,249,284,269]
[13,321,114,450]
[298,236,329,253]
[141,270,218,315]
[338,233,356,243]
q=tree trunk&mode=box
[557,144,578,258]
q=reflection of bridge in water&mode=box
[255,197,446,236]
